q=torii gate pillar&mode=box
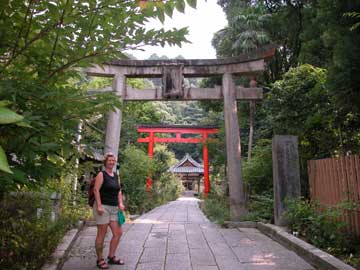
[223,73,247,219]
[104,74,124,169]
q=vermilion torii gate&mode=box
[137,125,219,195]
[86,46,275,220]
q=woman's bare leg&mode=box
[95,224,108,260]
[108,221,122,258]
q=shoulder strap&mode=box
[115,173,122,191]
[116,173,120,184]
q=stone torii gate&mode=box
[86,46,275,220]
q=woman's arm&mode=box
[118,176,125,211]
[94,172,104,214]
[118,191,125,211]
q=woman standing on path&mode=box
[93,152,125,269]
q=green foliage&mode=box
[284,199,348,253]
[213,5,270,56]
[154,101,209,125]
[263,64,338,195]
[265,65,338,157]
[119,145,154,214]
[153,144,177,178]
[121,101,163,149]
[299,1,360,154]
[242,139,273,223]
[345,12,360,31]
[0,146,12,174]
[200,185,229,226]
[45,175,93,222]
[243,139,272,194]
[0,102,27,174]
[153,172,184,204]
[215,0,308,81]
[0,181,88,270]
[153,101,212,160]
[0,78,119,192]
[0,1,191,76]
[119,144,184,214]
[0,0,196,192]
[284,199,360,268]
[244,191,273,223]
[0,106,23,125]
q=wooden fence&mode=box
[308,155,360,235]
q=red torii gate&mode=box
[137,125,219,196]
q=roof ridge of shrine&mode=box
[168,154,204,174]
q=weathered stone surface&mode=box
[193,266,219,270]
[243,258,314,270]
[165,253,192,270]
[144,231,168,248]
[117,241,144,254]
[139,247,166,263]
[190,248,217,266]
[167,242,189,254]
[62,257,94,270]
[104,74,124,161]
[121,230,148,243]
[202,228,226,244]
[272,135,301,226]
[136,262,164,270]
[216,257,246,270]
[208,242,237,259]
[223,73,247,220]
[232,245,267,263]
[219,229,251,247]
[257,222,355,270]
[59,194,316,270]
[169,223,185,231]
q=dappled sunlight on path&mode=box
[61,194,315,270]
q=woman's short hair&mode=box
[103,152,115,166]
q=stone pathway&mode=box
[61,195,315,270]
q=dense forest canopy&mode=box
[212,0,360,154]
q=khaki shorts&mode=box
[93,202,119,225]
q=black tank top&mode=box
[99,171,120,206]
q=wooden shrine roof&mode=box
[169,154,204,174]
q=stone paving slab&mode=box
[61,194,315,270]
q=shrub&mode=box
[283,198,347,252]
[153,144,177,179]
[284,199,360,268]
[153,172,184,204]
[200,185,229,225]
[244,191,274,222]
[120,144,185,214]
[119,145,154,214]
[0,192,79,270]
[243,139,273,195]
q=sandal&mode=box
[97,258,109,269]
[108,256,125,265]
